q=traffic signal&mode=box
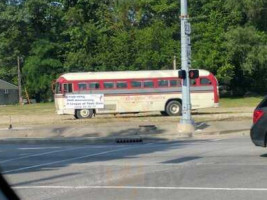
[179,70,199,79]
[178,70,186,79]
[189,70,199,79]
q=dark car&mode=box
[0,171,20,200]
[251,97,267,147]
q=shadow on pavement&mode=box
[0,135,213,178]
[162,156,202,164]
[12,172,79,187]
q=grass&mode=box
[0,102,55,116]
[0,98,257,128]
[0,97,262,117]
[219,97,263,108]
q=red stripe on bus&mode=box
[208,74,219,103]
[54,90,213,98]
[103,91,212,96]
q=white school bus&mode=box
[54,70,219,119]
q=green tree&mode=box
[0,0,266,100]
[23,39,63,101]
[0,1,30,83]
[224,26,267,95]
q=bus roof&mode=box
[58,70,211,81]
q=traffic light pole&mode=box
[178,0,195,135]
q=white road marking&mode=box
[212,139,222,141]
[3,146,137,174]
[0,146,92,164]
[0,144,124,164]
[12,185,267,191]
[196,162,267,166]
[71,163,189,167]
[18,147,61,150]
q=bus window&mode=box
[144,81,154,88]
[131,81,142,88]
[55,83,62,94]
[170,80,177,87]
[78,83,87,90]
[104,82,114,89]
[63,83,73,93]
[158,80,168,87]
[200,78,212,85]
[170,80,182,87]
[116,82,127,89]
[89,82,100,89]
[190,79,197,86]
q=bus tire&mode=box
[75,109,94,119]
[165,101,182,116]
[160,111,168,116]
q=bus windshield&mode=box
[55,83,62,94]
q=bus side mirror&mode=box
[178,70,186,79]
[189,70,199,79]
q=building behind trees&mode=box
[0,79,18,105]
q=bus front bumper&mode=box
[214,103,219,108]
[56,109,75,115]
[57,110,64,115]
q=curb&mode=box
[0,129,250,145]
[194,128,250,135]
[219,128,250,135]
[0,136,149,145]
[0,137,117,145]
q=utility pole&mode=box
[177,0,195,135]
[17,56,23,105]
[173,56,177,70]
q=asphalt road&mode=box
[1,136,267,200]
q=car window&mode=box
[257,97,267,108]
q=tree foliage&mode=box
[0,0,266,100]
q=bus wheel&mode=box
[166,101,182,116]
[75,109,94,119]
[160,111,168,116]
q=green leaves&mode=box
[23,39,63,101]
[224,0,267,30]
[216,64,235,84]
[134,21,178,70]
[223,26,267,93]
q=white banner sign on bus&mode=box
[65,94,104,109]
